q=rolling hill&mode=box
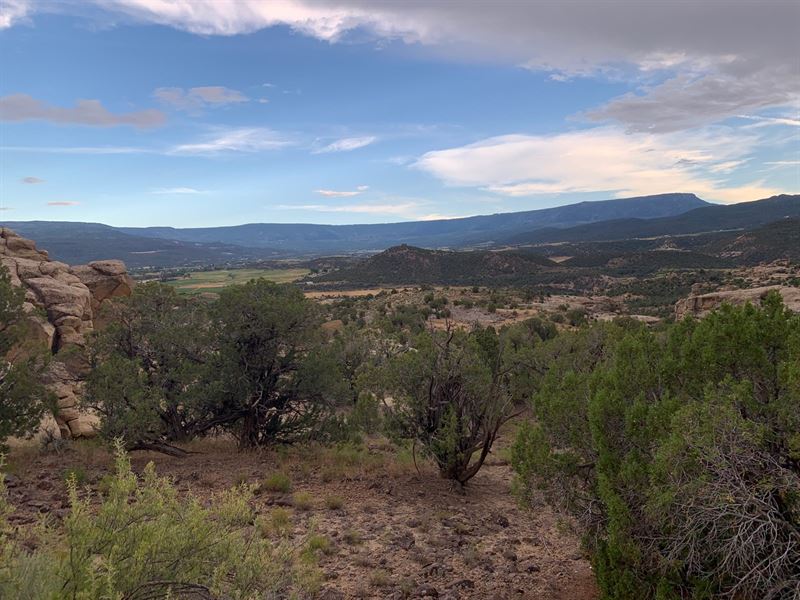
[310,244,557,286]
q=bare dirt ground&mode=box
[5,430,598,600]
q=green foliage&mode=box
[86,282,210,450]
[371,326,516,484]
[0,265,49,450]
[512,294,800,599]
[261,471,292,493]
[208,279,340,448]
[0,443,297,599]
[292,491,314,511]
[88,279,348,452]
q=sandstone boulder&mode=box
[72,260,134,311]
[1,227,134,438]
[675,285,800,320]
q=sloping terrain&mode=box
[505,194,799,245]
[6,434,597,600]
[698,217,800,263]
[0,221,284,268]
[311,245,557,286]
[115,193,707,253]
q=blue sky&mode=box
[1,1,798,227]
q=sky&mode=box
[0,0,798,228]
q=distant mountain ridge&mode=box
[0,221,283,268]
[117,193,707,253]
[12,192,799,270]
[505,194,800,245]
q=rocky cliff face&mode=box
[1,227,134,438]
[675,285,800,320]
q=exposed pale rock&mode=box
[72,260,134,311]
[1,228,134,438]
[675,285,800,319]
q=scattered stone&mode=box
[422,562,448,578]
[523,562,541,573]
[413,584,438,598]
[502,548,518,562]
[394,531,416,550]
[447,579,475,590]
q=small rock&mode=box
[3,474,20,488]
[523,562,541,573]
[414,584,438,598]
[495,515,510,528]
[502,549,518,562]
[448,579,475,590]
[394,531,416,550]
[422,562,448,578]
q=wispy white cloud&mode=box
[416,126,784,204]
[313,136,376,154]
[416,213,470,221]
[314,185,369,197]
[736,114,800,128]
[154,86,249,112]
[2,145,148,154]
[279,202,420,216]
[21,176,45,184]
[0,0,29,29]
[170,127,294,155]
[765,160,800,166]
[151,187,208,194]
[47,201,80,206]
[3,127,295,156]
[0,94,165,128]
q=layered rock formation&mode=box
[1,228,134,438]
[675,285,800,320]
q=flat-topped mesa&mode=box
[0,227,134,438]
[675,285,800,320]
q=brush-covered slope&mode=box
[700,217,800,263]
[505,194,799,245]
[310,244,556,286]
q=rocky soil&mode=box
[5,432,598,600]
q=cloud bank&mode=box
[154,86,249,111]
[0,94,165,128]
[6,0,791,132]
[416,127,781,204]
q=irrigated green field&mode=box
[165,268,310,295]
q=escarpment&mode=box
[675,285,800,319]
[1,227,134,438]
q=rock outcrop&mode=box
[1,227,134,438]
[675,285,800,320]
